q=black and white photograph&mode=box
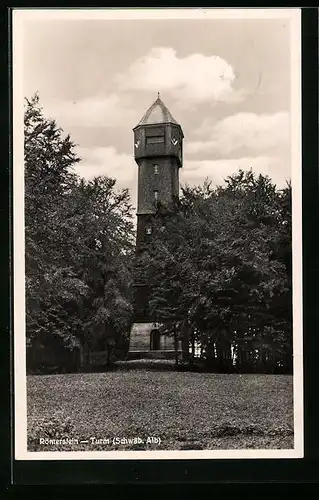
[13,8,302,460]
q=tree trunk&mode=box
[215,342,222,371]
[106,344,111,365]
[235,345,241,372]
[222,342,233,372]
[181,323,190,363]
[205,339,214,371]
[190,333,195,364]
[283,344,293,374]
[173,323,179,367]
[80,341,90,371]
[259,348,265,373]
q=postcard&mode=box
[13,7,302,462]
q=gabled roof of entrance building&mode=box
[135,94,180,127]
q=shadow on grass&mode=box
[27,359,294,376]
[113,359,176,372]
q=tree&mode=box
[25,93,86,356]
[25,94,135,372]
[136,170,292,373]
[67,176,135,366]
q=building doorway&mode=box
[150,329,161,350]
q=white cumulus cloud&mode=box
[42,93,139,129]
[181,155,290,189]
[116,47,237,104]
[73,146,137,205]
[187,112,290,156]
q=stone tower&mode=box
[133,94,184,249]
[130,95,184,348]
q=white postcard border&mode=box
[13,7,303,461]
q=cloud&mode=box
[42,93,139,129]
[73,146,137,206]
[74,146,135,181]
[116,47,238,104]
[71,149,290,219]
[181,155,290,189]
[186,112,290,157]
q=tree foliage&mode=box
[25,94,135,370]
[136,170,292,372]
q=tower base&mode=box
[129,322,176,353]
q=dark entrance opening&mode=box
[150,329,161,350]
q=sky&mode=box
[22,11,293,211]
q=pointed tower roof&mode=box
[135,94,179,127]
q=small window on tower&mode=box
[146,136,164,145]
[154,190,159,202]
[154,164,159,174]
[145,227,152,235]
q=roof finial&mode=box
[157,92,160,99]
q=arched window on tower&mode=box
[154,190,158,202]
[154,164,159,174]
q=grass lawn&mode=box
[27,369,294,452]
